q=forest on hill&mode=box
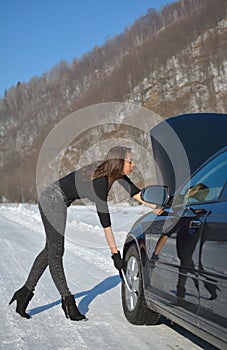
[0,0,226,202]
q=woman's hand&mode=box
[111,251,125,271]
[133,192,164,215]
[153,208,164,215]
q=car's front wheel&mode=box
[121,245,160,325]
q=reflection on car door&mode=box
[146,207,201,317]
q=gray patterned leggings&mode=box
[25,184,71,296]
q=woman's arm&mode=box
[133,191,155,207]
[133,191,163,215]
[103,226,118,254]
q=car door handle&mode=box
[189,220,202,229]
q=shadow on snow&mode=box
[29,274,121,317]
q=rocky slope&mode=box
[0,0,226,202]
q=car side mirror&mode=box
[140,185,169,207]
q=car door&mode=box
[174,148,227,347]
[197,198,227,348]
[187,154,227,347]
[146,205,201,318]
[144,203,201,326]
[146,148,227,335]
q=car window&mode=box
[175,150,227,205]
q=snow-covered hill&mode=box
[0,204,216,350]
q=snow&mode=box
[0,204,215,350]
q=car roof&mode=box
[150,113,227,194]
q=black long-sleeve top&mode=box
[57,169,140,228]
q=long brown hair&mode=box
[81,146,131,184]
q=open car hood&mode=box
[150,113,227,194]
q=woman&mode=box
[9,146,157,321]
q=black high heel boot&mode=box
[204,281,220,300]
[62,295,87,321]
[9,286,34,319]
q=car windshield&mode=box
[175,150,227,206]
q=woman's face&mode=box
[122,152,134,175]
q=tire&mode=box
[121,245,160,325]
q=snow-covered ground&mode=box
[0,204,216,350]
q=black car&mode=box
[121,113,227,350]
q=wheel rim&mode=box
[125,256,140,311]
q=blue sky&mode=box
[0,0,175,97]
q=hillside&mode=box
[0,0,227,202]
